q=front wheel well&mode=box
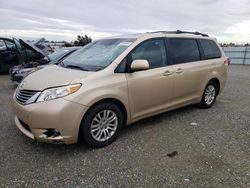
[209,78,220,95]
[82,98,127,126]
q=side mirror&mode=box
[130,59,149,72]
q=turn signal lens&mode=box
[69,84,81,93]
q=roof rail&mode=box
[147,30,209,37]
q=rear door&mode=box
[0,39,18,72]
[167,38,210,105]
[126,38,174,121]
[13,38,27,65]
[0,39,7,72]
[4,39,19,66]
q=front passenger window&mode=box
[131,39,167,69]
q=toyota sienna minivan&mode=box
[13,30,228,148]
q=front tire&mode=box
[79,102,123,148]
[199,80,218,108]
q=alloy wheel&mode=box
[90,110,118,142]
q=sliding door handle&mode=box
[175,68,184,74]
[163,71,173,76]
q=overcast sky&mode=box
[1,0,250,43]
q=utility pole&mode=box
[243,46,247,65]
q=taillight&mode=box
[224,58,230,65]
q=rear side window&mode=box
[131,39,167,69]
[168,38,200,64]
[199,39,221,59]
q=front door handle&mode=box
[163,70,173,76]
[175,68,183,74]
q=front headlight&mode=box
[18,68,36,74]
[36,84,81,102]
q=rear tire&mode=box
[79,102,123,148]
[199,80,218,108]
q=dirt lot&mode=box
[0,65,249,187]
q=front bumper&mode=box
[13,97,89,144]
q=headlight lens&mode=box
[19,68,38,74]
[36,84,81,102]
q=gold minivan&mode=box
[13,31,228,147]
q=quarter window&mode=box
[169,38,200,64]
[199,39,221,59]
[115,57,127,73]
[131,39,167,69]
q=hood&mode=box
[19,39,48,58]
[30,38,54,55]
[31,38,45,46]
[19,65,93,91]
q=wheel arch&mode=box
[208,78,220,95]
[78,97,128,140]
[87,98,128,125]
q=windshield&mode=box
[48,49,72,62]
[62,38,135,71]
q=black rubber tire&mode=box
[199,80,218,108]
[79,102,123,148]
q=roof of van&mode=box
[106,30,215,40]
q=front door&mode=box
[126,38,174,121]
[0,39,7,72]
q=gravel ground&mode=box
[0,65,249,188]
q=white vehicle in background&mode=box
[30,38,54,55]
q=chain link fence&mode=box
[222,47,250,65]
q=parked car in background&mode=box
[0,37,20,73]
[13,30,228,148]
[31,38,54,55]
[10,47,81,84]
[0,37,46,73]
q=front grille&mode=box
[16,89,38,105]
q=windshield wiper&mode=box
[64,64,89,71]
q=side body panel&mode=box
[126,66,174,122]
[64,66,131,123]
[170,60,211,105]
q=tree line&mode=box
[53,34,93,47]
